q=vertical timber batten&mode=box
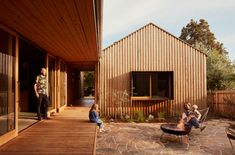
[99,23,207,118]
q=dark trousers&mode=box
[37,94,49,120]
[185,117,200,129]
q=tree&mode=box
[180,19,235,90]
[84,71,95,96]
[207,49,235,90]
[179,19,227,54]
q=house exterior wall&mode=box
[98,23,207,118]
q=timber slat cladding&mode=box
[0,107,97,155]
[0,0,100,62]
[99,23,207,118]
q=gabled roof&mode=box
[103,22,206,55]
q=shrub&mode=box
[157,111,166,122]
[134,110,145,122]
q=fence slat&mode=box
[207,91,235,118]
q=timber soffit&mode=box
[102,22,207,56]
[0,0,102,62]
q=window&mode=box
[131,72,173,100]
[132,72,150,96]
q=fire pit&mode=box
[161,123,191,135]
[160,123,191,142]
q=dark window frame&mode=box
[131,71,174,100]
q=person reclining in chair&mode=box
[182,103,206,131]
[191,104,201,121]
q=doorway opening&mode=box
[82,71,95,97]
[69,70,95,107]
[18,38,46,132]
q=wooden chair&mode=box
[225,127,235,149]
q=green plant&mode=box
[99,113,105,122]
[157,112,166,122]
[134,110,145,122]
[84,71,95,96]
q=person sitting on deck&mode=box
[89,103,105,132]
[182,103,206,132]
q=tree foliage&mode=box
[84,71,95,96]
[180,19,235,90]
[207,49,235,90]
[179,19,227,54]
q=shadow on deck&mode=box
[0,107,97,155]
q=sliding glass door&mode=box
[0,28,16,136]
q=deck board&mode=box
[0,107,97,155]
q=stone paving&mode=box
[96,118,235,155]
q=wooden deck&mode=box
[0,107,97,155]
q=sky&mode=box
[102,0,235,61]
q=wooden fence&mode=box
[207,91,235,118]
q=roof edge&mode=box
[102,22,206,56]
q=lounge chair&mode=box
[198,107,210,124]
[225,127,235,149]
[160,107,210,142]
